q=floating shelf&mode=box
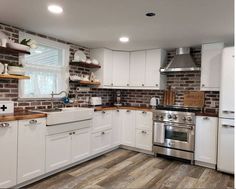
[0,46,30,55]
[79,80,101,85]
[70,61,101,68]
[0,74,30,79]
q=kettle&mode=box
[150,97,159,107]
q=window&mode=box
[19,32,69,98]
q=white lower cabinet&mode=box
[71,128,91,163]
[46,132,71,172]
[91,129,112,154]
[93,111,112,132]
[112,110,122,146]
[121,110,136,147]
[17,118,46,183]
[136,111,153,130]
[195,116,218,167]
[0,121,17,188]
[135,129,152,151]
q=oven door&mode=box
[153,122,195,152]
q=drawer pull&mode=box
[116,109,120,112]
[102,111,106,114]
[223,110,234,114]
[141,130,147,134]
[142,111,147,114]
[126,110,131,112]
[203,117,209,120]
[0,123,10,127]
[73,132,75,134]
[101,131,105,135]
[29,120,38,124]
[69,132,73,135]
[222,124,234,128]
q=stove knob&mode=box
[168,114,172,119]
[159,115,163,120]
[172,114,177,120]
[182,117,187,121]
[187,117,192,122]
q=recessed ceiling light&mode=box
[48,4,63,14]
[146,12,156,17]
[119,37,129,43]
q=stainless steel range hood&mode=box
[160,47,201,73]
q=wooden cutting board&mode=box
[184,91,205,108]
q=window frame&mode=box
[18,32,70,99]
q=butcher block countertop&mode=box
[94,106,153,112]
[195,112,218,117]
[0,111,47,122]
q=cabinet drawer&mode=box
[91,129,112,155]
[136,111,152,130]
[92,111,112,132]
[135,129,152,151]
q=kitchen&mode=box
[0,0,234,189]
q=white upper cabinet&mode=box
[0,121,17,188]
[201,43,224,91]
[130,51,146,87]
[145,49,166,89]
[91,48,113,87]
[17,118,46,183]
[112,51,130,87]
[219,47,235,118]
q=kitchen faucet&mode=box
[50,91,68,109]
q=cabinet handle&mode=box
[142,111,147,114]
[223,110,234,114]
[127,84,129,86]
[156,84,158,87]
[69,132,73,135]
[141,130,147,134]
[116,109,120,112]
[202,84,205,87]
[126,110,131,112]
[111,83,113,86]
[142,84,144,86]
[0,123,10,127]
[73,132,75,134]
[102,111,106,114]
[203,117,209,120]
[101,131,105,135]
[222,124,234,128]
[29,119,38,124]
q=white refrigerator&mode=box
[217,47,234,174]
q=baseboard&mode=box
[195,160,216,169]
[120,145,154,155]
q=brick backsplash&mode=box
[0,22,219,113]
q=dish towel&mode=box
[154,122,165,144]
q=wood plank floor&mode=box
[26,149,234,189]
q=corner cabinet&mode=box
[200,43,224,91]
[195,116,218,169]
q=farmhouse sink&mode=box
[35,107,94,126]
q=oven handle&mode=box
[165,123,193,130]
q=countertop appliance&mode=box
[153,106,199,163]
[217,47,234,174]
[90,97,102,106]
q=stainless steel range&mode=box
[153,106,199,162]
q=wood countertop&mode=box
[195,112,218,117]
[0,111,47,122]
[94,106,153,112]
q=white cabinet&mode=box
[135,129,152,151]
[91,129,112,154]
[201,43,224,91]
[195,116,218,167]
[71,128,91,163]
[145,49,166,89]
[121,110,136,147]
[91,48,113,87]
[46,132,71,172]
[92,111,112,133]
[136,111,153,130]
[218,118,234,174]
[219,47,235,119]
[130,51,146,87]
[0,121,17,188]
[112,110,122,146]
[112,51,130,87]
[17,118,46,183]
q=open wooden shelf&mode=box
[70,61,101,68]
[79,80,101,85]
[0,74,30,79]
[0,46,30,55]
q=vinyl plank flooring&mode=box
[26,149,234,189]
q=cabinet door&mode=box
[92,111,112,132]
[201,43,224,91]
[71,128,91,163]
[46,132,71,172]
[195,116,218,165]
[112,110,122,146]
[103,49,113,86]
[218,118,234,174]
[17,118,46,183]
[136,111,153,130]
[135,129,152,151]
[219,47,235,119]
[121,110,136,147]
[130,51,146,87]
[112,51,130,87]
[91,129,112,154]
[145,49,166,89]
[0,121,17,188]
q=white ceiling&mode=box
[0,0,234,51]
